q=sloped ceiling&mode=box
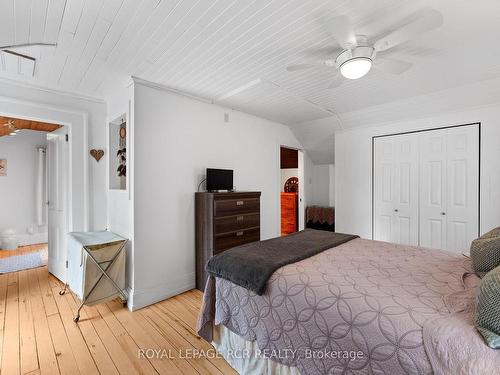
[289,117,339,165]
[1,0,500,163]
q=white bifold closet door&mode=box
[373,133,419,245]
[374,124,479,253]
[419,125,479,252]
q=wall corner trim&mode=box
[131,76,213,104]
[0,77,106,104]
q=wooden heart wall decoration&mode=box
[90,149,104,162]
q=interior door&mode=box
[445,125,479,252]
[374,135,418,245]
[419,125,479,252]
[392,134,419,245]
[419,129,448,250]
[374,137,397,242]
[47,127,69,282]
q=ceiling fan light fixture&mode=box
[340,57,372,79]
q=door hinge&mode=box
[65,260,68,268]
[65,134,69,142]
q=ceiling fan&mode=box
[2,119,19,136]
[286,8,443,88]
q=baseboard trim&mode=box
[17,233,48,247]
[128,272,195,311]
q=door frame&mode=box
[277,145,305,235]
[0,95,90,282]
[371,122,481,240]
[0,95,89,232]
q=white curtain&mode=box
[36,147,47,226]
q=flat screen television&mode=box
[206,168,233,191]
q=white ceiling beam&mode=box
[215,78,263,102]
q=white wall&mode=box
[304,156,314,210]
[329,164,335,207]
[335,105,500,239]
[131,80,305,309]
[310,164,335,207]
[280,168,298,192]
[0,131,48,245]
[105,82,134,298]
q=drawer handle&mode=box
[236,216,244,221]
[236,200,244,206]
[236,231,244,237]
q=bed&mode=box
[306,206,335,232]
[198,234,500,375]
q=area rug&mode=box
[0,248,48,274]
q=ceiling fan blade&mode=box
[325,15,357,49]
[374,57,412,74]
[301,46,343,59]
[374,8,443,52]
[0,42,56,50]
[286,64,319,72]
[286,62,332,72]
[327,71,344,88]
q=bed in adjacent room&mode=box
[197,230,500,375]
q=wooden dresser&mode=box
[195,191,261,291]
[281,192,298,235]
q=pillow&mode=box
[470,227,500,275]
[475,265,500,348]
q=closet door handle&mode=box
[236,200,244,206]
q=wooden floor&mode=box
[0,266,237,375]
[0,243,47,259]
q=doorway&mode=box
[0,116,68,276]
[279,146,305,236]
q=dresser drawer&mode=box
[214,198,260,217]
[214,213,260,233]
[281,206,296,215]
[214,227,260,253]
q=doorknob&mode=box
[394,209,398,212]
[441,212,446,215]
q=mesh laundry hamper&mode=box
[63,231,128,322]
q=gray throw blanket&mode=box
[205,229,358,295]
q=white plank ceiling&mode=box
[1,0,500,126]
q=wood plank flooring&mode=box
[0,266,237,375]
